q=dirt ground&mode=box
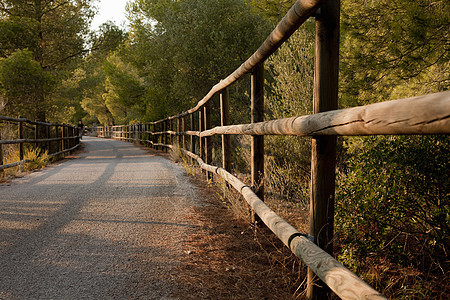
[173,171,310,300]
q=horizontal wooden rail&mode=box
[199,91,450,137]
[180,148,385,299]
[0,116,75,127]
[48,144,81,158]
[0,136,79,145]
[0,159,31,171]
[0,116,80,172]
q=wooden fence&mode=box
[0,116,80,172]
[94,0,450,298]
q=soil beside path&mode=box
[0,136,200,299]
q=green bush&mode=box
[336,135,449,275]
[265,135,310,205]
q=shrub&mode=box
[336,135,449,293]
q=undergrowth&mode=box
[1,145,49,180]
[174,133,448,298]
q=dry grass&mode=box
[173,172,308,299]
[169,142,181,163]
[174,168,448,299]
[0,144,83,183]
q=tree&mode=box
[340,0,449,106]
[335,1,449,296]
[0,0,95,121]
[250,0,296,23]
[80,22,127,125]
[0,49,53,119]
[102,54,146,124]
[122,0,270,121]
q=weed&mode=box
[169,142,181,163]
[24,146,49,171]
[181,155,196,177]
[217,179,251,221]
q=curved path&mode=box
[0,137,199,299]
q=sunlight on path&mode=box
[0,136,198,299]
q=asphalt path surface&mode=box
[0,137,199,299]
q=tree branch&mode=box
[41,1,71,18]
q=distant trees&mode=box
[80,0,270,124]
[0,0,95,121]
[79,22,128,125]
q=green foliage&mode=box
[122,0,270,121]
[0,49,54,119]
[79,22,128,125]
[336,135,449,274]
[340,0,449,106]
[250,0,296,23]
[0,0,95,121]
[103,54,146,123]
[264,23,314,204]
[0,16,39,57]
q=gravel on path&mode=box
[0,136,199,299]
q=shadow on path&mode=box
[0,136,198,299]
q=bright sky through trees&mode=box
[91,0,129,30]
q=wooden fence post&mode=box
[18,119,24,163]
[137,124,140,143]
[69,126,74,149]
[172,119,175,146]
[190,113,195,157]
[199,109,204,166]
[181,117,186,150]
[307,1,340,299]
[0,132,3,176]
[163,121,168,152]
[204,103,212,180]
[67,126,71,149]
[251,63,265,224]
[61,125,65,154]
[142,124,146,145]
[220,87,231,171]
[34,122,39,150]
[156,123,159,149]
[171,119,175,147]
[153,123,157,149]
[158,123,162,150]
[149,124,153,148]
[46,125,51,154]
[177,117,181,147]
[54,124,59,154]
[136,124,139,144]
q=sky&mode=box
[90,0,130,30]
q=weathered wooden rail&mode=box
[94,0,450,298]
[0,116,80,172]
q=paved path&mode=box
[0,137,199,299]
